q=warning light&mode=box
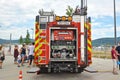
[61,16,66,21]
[68,16,72,21]
[55,16,60,21]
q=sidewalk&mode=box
[0,56,120,80]
[0,56,30,80]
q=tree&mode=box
[66,6,73,16]
[19,35,23,44]
[25,30,31,44]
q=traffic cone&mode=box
[19,70,22,80]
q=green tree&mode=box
[19,35,23,44]
[25,30,31,44]
[66,6,73,16]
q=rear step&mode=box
[27,67,40,73]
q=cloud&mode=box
[92,27,113,40]
[88,0,120,17]
[92,25,120,40]
[0,26,33,40]
[0,0,120,40]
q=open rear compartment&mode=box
[49,28,78,72]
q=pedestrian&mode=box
[28,42,34,67]
[17,52,21,67]
[20,44,26,66]
[14,45,19,64]
[116,42,120,70]
[0,45,5,69]
[111,45,118,75]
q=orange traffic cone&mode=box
[19,70,22,80]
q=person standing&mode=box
[28,42,34,67]
[111,46,118,75]
[17,52,21,67]
[20,44,26,66]
[14,45,19,64]
[116,42,120,70]
[0,45,5,69]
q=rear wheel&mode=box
[78,68,83,73]
[40,67,48,73]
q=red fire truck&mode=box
[34,8,92,73]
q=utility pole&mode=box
[9,33,12,54]
[31,28,34,40]
[113,0,117,45]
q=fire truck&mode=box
[34,3,92,73]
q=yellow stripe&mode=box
[35,29,42,38]
[38,59,42,62]
[35,39,39,45]
[36,44,42,52]
[44,40,48,44]
[85,23,89,29]
[88,47,92,52]
[39,43,43,49]
[84,23,87,28]
[35,32,39,38]
[35,39,41,52]
[38,53,42,62]
[35,29,43,52]
[87,39,92,46]
[36,38,42,45]
[87,23,91,29]
[37,50,42,56]
[38,50,46,62]
[87,39,92,53]
[39,29,42,33]
[37,44,42,50]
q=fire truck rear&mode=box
[34,8,92,73]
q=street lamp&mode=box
[113,0,117,45]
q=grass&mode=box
[92,50,112,59]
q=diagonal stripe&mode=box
[44,40,48,44]
[37,50,42,56]
[35,38,40,45]
[39,29,42,33]
[39,44,43,48]
[36,44,42,52]
[39,38,45,42]
[35,38,42,45]
[88,43,92,49]
[84,23,88,29]
[35,40,40,52]
[35,50,39,55]
[35,32,39,38]
[35,43,39,48]
[35,36,39,41]
[85,23,89,29]
[88,40,92,46]
[88,47,92,53]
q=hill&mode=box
[0,37,120,46]
[0,38,34,44]
[92,37,120,46]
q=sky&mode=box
[0,0,120,40]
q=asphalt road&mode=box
[0,56,120,80]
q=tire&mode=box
[40,67,48,73]
[78,68,83,73]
